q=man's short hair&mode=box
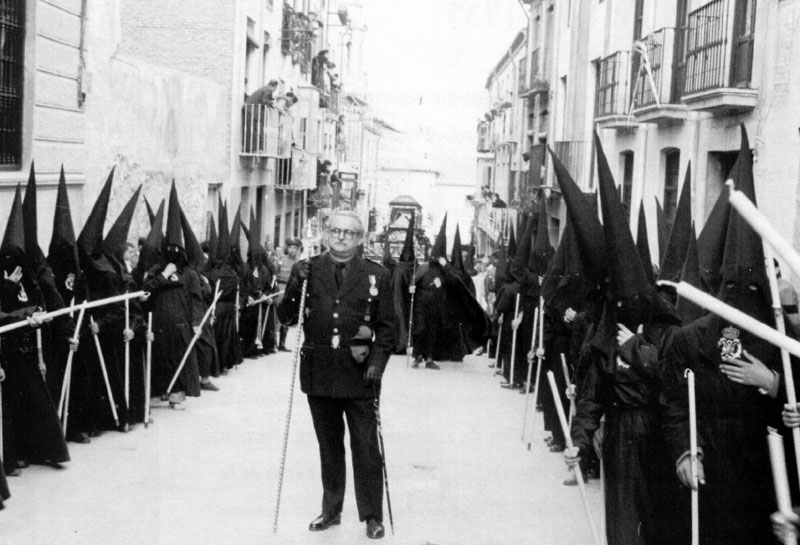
[328,209,364,235]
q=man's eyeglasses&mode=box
[327,227,360,240]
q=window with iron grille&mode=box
[1,0,25,167]
[663,149,681,230]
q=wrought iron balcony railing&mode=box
[241,104,293,158]
[633,28,677,108]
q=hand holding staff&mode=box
[124,293,130,407]
[548,371,602,545]
[686,369,699,545]
[58,301,88,430]
[504,293,521,388]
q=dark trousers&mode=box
[307,395,383,522]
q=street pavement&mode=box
[2,334,603,544]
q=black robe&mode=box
[205,263,242,370]
[143,265,201,397]
[661,313,781,545]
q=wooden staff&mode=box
[36,329,45,378]
[58,301,88,422]
[686,369,699,545]
[165,288,224,396]
[547,371,602,545]
[90,316,119,428]
[144,312,153,427]
[273,278,309,533]
[255,299,264,350]
[494,314,504,371]
[0,291,147,335]
[561,353,575,429]
[766,247,800,490]
[235,284,240,333]
[503,293,521,388]
[769,428,798,545]
[526,296,545,449]
[521,307,539,441]
[0,366,4,455]
[124,293,130,407]
[406,283,417,368]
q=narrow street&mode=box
[3,332,602,545]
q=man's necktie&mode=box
[335,262,345,290]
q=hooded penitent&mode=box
[450,224,474,294]
[103,185,142,266]
[675,223,704,324]
[1,184,27,277]
[206,212,218,266]
[163,180,186,266]
[509,213,535,283]
[136,199,165,277]
[382,232,395,271]
[391,210,417,353]
[696,187,731,295]
[507,223,517,262]
[594,132,679,330]
[531,200,554,277]
[464,240,477,276]
[77,168,115,274]
[659,163,693,283]
[655,197,668,265]
[215,197,231,264]
[180,209,207,271]
[229,205,244,268]
[48,165,81,299]
[636,202,656,286]
[430,213,447,261]
[549,146,607,284]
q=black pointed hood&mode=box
[137,199,165,275]
[464,240,477,276]
[697,188,731,295]
[549,147,607,282]
[1,184,25,260]
[180,208,207,270]
[507,223,517,262]
[676,223,704,324]
[595,132,648,298]
[636,202,656,286]
[144,196,156,227]
[77,168,114,261]
[206,212,218,265]
[165,180,184,249]
[450,225,466,273]
[22,162,48,273]
[430,213,447,261]
[509,214,534,281]
[48,165,80,285]
[719,124,769,304]
[399,211,416,263]
[655,197,668,264]
[229,206,243,266]
[494,240,509,287]
[215,198,231,263]
[382,232,394,269]
[103,184,141,262]
[659,163,693,282]
[531,200,554,275]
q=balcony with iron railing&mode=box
[520,48,549,97]
[275,147,318,191]
[240,104,293,159]
[681,0,757,113]
[594,50,636,129]
[631,27,688,125]
[476,201,511,244]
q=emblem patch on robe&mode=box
[717,325,743,359]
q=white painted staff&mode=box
[247,290,285,307]
[686,369,699,545]
[255,298,264,351]
[769,428,798,545]
[521,307,539,441]
[0,291,147,335]
[504,293,521,388]
[235,284,240,334]
[58,301,87,424]
[0,365,4,456]
[765,247,800,492]
[658,281,800,359]
[144,312,153,428]
[527,296,546,449]
[90,316,120,428]
[36,329,46,378]
[728,181,800,281]
[561,353,575,429]
[124,293,130,407]
[548,371,602,545]
[165,287,224,396]
[494,314,504,371]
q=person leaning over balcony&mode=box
[491,193,507,208]
[246,80,279,106]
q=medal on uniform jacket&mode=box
[718,325,743,359]
[331,334,340,349]
[369,274,378,297]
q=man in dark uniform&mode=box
[279,210,395,540]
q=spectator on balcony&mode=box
[246,80,279,107]
[491,193,507,208]
[276,91,299,115]
[311,50,329,89]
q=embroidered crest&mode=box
[717,325,743,359]
[65,273,75,292]
[369,274,378,297]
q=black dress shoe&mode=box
[366,517,385,539]
[308,513,341,531]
